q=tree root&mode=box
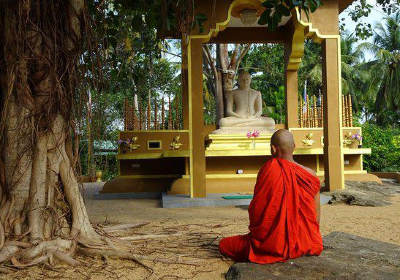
[77,247,201,267]
[10,255,49,268]
[0,245,19,263]
[18,239,72,260]
[78,247,153,272]
[0,221,4,251]
[5,241,32,248]
[119,233,182,241]
[50,249,80,266]
[102,222,150,232]
[0,265,17,274]
[102,236,117,250]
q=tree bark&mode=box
[215,72,224,124]
[220,44,251,119]
[0,0,102,266]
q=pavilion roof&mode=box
[161,0,356,40]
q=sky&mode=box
[341,0,388,33]
[340,0,390,60]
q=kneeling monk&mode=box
[219,129,323,264]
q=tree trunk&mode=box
[215,72,224,125]
[216,43,251,119]
[220,70,235,117]
[0,0,102,266]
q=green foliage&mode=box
[298,40,322,97]
[340,32,369,114]
[264,86,286,124]
[258,0,323,31]
[243,44,285,86]
[241,44,286,123]
[342,0,399,39]
[195,14,207,34]
[358,12,400,127]
[81,1,184,176]
[362,124,400,172]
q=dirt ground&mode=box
[3,183,400,280]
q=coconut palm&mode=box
[358,12,400,126]
[340,32,369,114]
[298,40,322,97]
[299,35,366,113]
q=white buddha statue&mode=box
[212,71,275,134]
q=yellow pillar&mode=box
[322,38,344,191]
[285,70,299,128]
[284,28,301,129]
[181,37,190,176]
[188,38,206,197]
[181,36,189,130]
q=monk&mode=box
[219,129,323,264]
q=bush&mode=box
[362,124,400,172]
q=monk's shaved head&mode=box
[271,129,295,154]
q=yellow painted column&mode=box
[181,37,190,177]
[188,38,207,197]
[322,38,344,191]
[181,36,189,130]
[285,70,299,128]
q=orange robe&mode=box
[219,158,323,264]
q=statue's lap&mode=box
[212,116,275,135]
[219,116,275,128]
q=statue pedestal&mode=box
[206,133,273,151]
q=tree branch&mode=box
[235,44,251,74]
[229,44,240,70]
[219,44,228,71]
[203,45,218,82]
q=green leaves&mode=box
[194,13,207,34]
[362,124,400,172]
[258,0,323,31]
[262,2,275,9]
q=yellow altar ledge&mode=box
[206,147,371,157]
[115,147,371,160]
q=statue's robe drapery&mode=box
[219,158,323,264]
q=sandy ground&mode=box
[3,183,400,280]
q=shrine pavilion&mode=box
[99,0,381,203]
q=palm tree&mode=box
[340,32,369,114]
[299,35,366,114]
[359,12,400,126]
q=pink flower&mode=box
[351,133,362,141]
[252,130,260,138]
[350,131,362,142]
[246,131,252,138]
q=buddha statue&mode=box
[212,71,275,134]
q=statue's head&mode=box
[238,71,251,88]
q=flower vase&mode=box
[252,139,256,149]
